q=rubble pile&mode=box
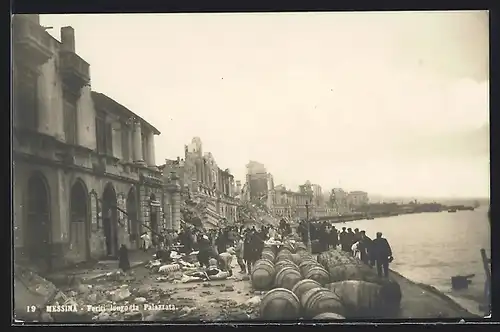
[251,241,403,320]
[238,201,278,228]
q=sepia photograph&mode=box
[12,10,490,323]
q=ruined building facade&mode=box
[12,15,179,272]
[161,137,239,228]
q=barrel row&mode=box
[317,248,403,318]
[260,283,346,320]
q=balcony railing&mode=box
[12,16,53,67]
[59,51,90,90]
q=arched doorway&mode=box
[70,180,89,263]
[102,183,118,257]
[149,193,159,246]
[126,187,139,249]
[25,173,51,272]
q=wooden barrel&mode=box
[276,251,294,262]
[260,288,301,320]
[312,312,345,320]
[289,253,301,264]
[275,267,302,290]
[303,266,330,285]
[300,287,345,318]
[251,259,276,291]
[275,260,299,274]
[262,247,275,255]
[261,251,275,262]
[327,280,386,318]
[291,279,321,299]
[294,242,308,253]
[278,248,293,255]
[263,244,278,255]
[299,260,321,275]
[280,243,295,253]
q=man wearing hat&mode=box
[371,232,393,278]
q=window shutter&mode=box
[105,123,113,156]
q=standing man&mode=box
[329,226,338,249]
[339,227,350,252]
[371,232,393,278]
[358,230,373,265]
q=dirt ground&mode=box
[48,263,261,322]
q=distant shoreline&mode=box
[312,205,481,224]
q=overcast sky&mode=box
[40,11,489,198]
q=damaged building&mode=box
[160,137,240,229]
[12,15,180,273]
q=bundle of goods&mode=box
[317,249,402,318]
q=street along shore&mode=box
[388,269,479,319]
[15,252,481,322]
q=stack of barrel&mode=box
[317,249,402,318]
[251,244,278,291]
[260,241,346,320]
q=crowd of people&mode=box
[296,221,394,278]
[136,224,285,276]
[130,219,393,279]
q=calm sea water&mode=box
[342,206,490,316]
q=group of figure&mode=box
[295,219,394,278]
[147,224,284,276]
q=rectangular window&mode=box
[95,113,106,154]
[121,124,130,161]
[63,92,78,145]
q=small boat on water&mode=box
[448,209,457,213]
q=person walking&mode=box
[371,232,393,278]
[234,236,247,274]
[118,244,131,273]
[243,231,256,274]
[140,232,151,252]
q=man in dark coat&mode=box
[298,221,308,244]
[329,226,338,249]
[196,234,212,268]
[243,231,255,273]
[252,230,265,262]
[371,232,393,278]
[216,230,227,254]
[319,225,330,252]
[339,227,350,252]
[118,244,131,273]
[358,230,373,265]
